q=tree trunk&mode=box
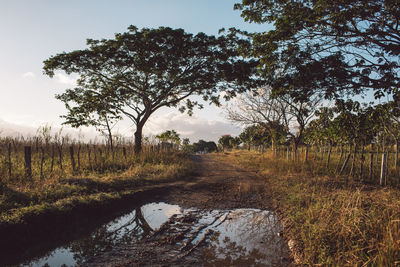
[304,144,309,163]
[395,140,398,169]
[134,125,143,155]
[326,143,332,168]
[271,139,276,157]
[286,146,289,161]
[335,144,344,174]
[320,144,324,161]
[105,117,114,155]
[291,139,299,161]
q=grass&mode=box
[0,151,194,229]
[215,150,400,266]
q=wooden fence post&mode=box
[380,153,387,186]
[50,144,55,172]
[369,152,373,181]
[359,146,365,181]
[339,152,351,176]
[7,143,12,178]
[87,145,92,170]
[77,144,81,170]
[24,146,32,179]
[304,145,309,163]
[69,146,76,173]
[123,147,127,161]
[385,151,389,185]
[58,145,63,170]
[99,148,105,169]
[93,145,97,168]
[40,147,45,179]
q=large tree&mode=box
[235,0,400,99]
[43,26,260,154]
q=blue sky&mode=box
[0,0,268,142]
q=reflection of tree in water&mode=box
[200,210,285,266]
[202,232,267,266]
[68,207,153,265]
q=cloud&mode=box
[22,72,35,78]
[0,118,99,142]
[144,112,242,142]
[55,72,77,86]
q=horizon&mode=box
[0,0,269,143]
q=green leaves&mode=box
[44,26,260,152]
[236,0,400,98]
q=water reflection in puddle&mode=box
[201,209,284,266]
[20,202,182,267]
[18,203,286,267]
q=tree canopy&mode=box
[43,26,260,154]
[235,0,400,99]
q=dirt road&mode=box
[85,154,291,266]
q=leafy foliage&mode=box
[43,26,261,153]
[235,0,400,98]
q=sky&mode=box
[0,0,268,143]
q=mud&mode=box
[14,154,292,266]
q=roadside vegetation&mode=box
[215,150,400,266]
[2,0,400,265]
[0,131,193,230]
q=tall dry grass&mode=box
[0,134,193,227]
[218,150,400,266]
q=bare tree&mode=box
[226,87,322,158]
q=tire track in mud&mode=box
[84,154,292,266]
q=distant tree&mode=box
[43,26,260,154]
[181,138,192,152]
[192,140,218,153]
[156,130,181,145]
[239,124,282,151]
[56,89,120,151]
[239,125,256,150]
[218,135,235,152]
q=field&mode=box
[1,134,400,265]
[216,149,400,265]
[0,135,193,237]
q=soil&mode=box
[84,154,292,266]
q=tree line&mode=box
[38,1,400,185]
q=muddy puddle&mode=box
[12,202,288,266]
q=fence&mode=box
[251,144,400,187]
[0,137,175,182]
